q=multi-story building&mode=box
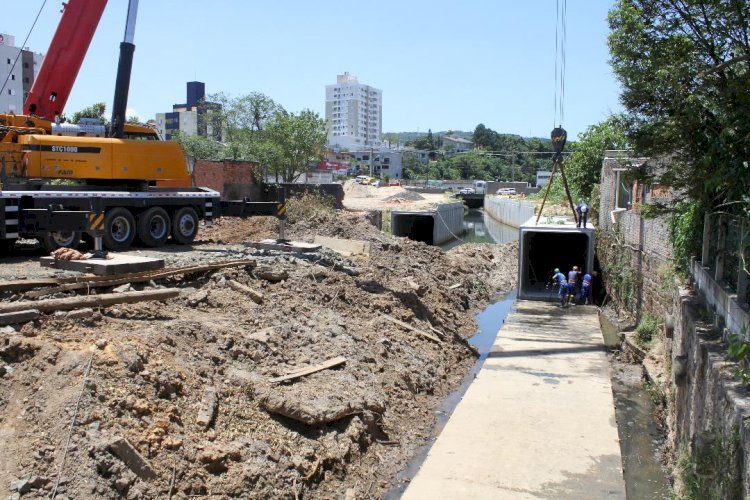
[0,33,43,113]
[325,72,382,151]
[155,82,220,140]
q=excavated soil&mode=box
[0,208,517,499]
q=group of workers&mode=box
[548,266,598,307]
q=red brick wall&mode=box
[193,160,261,200]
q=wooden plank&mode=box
[382,314,442,343]
[0,279,60,293]
[25,259,257,299]
[269,356,347,383]
[0,289,180,314]
[0,309,40,326]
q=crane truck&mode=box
[0,0,281,255]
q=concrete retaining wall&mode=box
[485,198,536,228]
[434,202,464,245]
[391,202,464,246]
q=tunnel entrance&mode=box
[518,217,595,300]
[392,214,436,245]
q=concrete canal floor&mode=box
[403,300,625,499]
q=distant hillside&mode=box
[384,131,473,145]
[383,130,550,146]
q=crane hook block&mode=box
[551,127,567,154]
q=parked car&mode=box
[496,188,517,195]
[355,175,369,184]
[458,187,476,195]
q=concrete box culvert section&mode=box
[517,216,595,300]
[391,202,464,245]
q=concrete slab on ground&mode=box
[313,235,370,256]
[404,300,625,499]
[39,254,165,276]
[245,239,321,253]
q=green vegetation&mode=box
[608,0,750,254]
[402,124,556,183]
[172,92,327,183]
[668,200,704,274]
[727,326,750,385]
[677,428,743,500]
[634,314,659,348]
[285,190,336,225]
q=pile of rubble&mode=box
[0,210,517,498]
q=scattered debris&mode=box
[270,356,348,383]
[227,280,264,304]
[196,385,219,429]
[382,314,442,343]
[0,288,180,314]
[107,437,157,480]
[0,309,40,326]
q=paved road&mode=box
[404,300,625,499]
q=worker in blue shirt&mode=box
[567,266,581,303]
[576,200,590,228]
[581,272,593,305]
[548,268,569,306]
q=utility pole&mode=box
[369,146,374,177]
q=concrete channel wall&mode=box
[484,197,536,228]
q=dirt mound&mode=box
[0,210,517,498]
[384,190,425,202]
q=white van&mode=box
[474,180,487,194]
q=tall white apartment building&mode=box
[325,72,382,150]
[0,33,43,113]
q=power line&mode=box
[0,0,48,101]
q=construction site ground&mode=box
[0,184,518,499]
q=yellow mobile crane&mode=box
[0,0,280,254]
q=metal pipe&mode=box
[109,0,139,138]
[123,0,139,44]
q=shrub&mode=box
[634,314,659,347]
[285,191,336,224]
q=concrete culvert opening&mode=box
[518,217,595,300]
[392,214,436,245]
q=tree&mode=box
[608,0,750,217]
[565,115,629,201]
[265,110,327,182]
[71,102,107,125]
[172,131,223,161]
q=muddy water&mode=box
[600,314,672,498]
[440,209,517,250]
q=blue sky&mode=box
[3,1,622,139]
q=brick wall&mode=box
[597,151,675,320]
[193,160,262,201]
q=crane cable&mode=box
[0,0,49,102]
[553,0,568,128]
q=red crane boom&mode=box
[23,0,107,119]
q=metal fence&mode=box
[701,213,749,308]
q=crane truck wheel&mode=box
[0,238,16,257]
[171,207,199,245]
[41,231,81,253]
[137,207,171,247]
[103,207,136,251]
